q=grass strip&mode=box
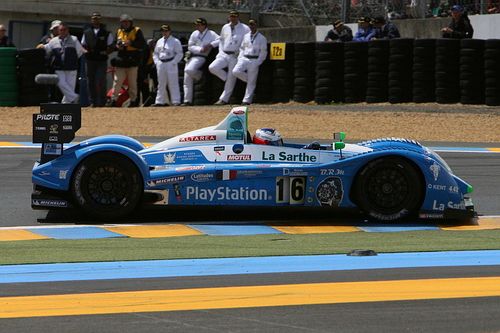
[1,229,499,265]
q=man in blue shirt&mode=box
[353,17,376,41]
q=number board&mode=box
[270,43,286,60]
[276,176,305,205]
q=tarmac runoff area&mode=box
[0,216,499,241]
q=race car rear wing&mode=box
[32,103,81,164]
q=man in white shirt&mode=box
[43,22,85,103]
[232,19,267,105]
[182,18,219,106]
[153,24,183,106]
[209,10,250,105]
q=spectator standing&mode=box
[324,20,353,42]
[137,39,155,106]
[42,22,85,103]
[81,12,114,107]
[209,10,250,105]
[0,25,15,47]
[152,24,183,106]
[232,19,267,105]
[182,18,219,106]
[353,17,376,41]
[441,5,474,39]
[38,20,61,47]
[371,16,401,39]
[108,14,146,107]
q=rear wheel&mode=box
[353,157,424,221]
[72,153,142,220]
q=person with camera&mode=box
[107,14,146,107]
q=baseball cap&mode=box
[91,12,101,19]
[195,18,207,25]
[357,17,371,23]
[333,19,344,28]
[160,24,171,31]
[229,10,239,16]
[120,14,133,22]
[248,19,257,25]
[50,20,61,30]
[372,16,386,24]
[451,4,464,12]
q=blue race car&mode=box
[32,105,474,221]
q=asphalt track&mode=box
[0,139,499,332]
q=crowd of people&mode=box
[0,7,476,107]
[25,10,268,107]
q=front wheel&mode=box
[71,153,142,221]
[353,157,424,221]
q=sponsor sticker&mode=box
[32,199,68,208]
[49,124,59,134]
[427,184,446,191]
[147,175,185,187]
[430,162,440,181]
[227,154,251,161]
[175,165,205,171]
[62,114,72,122]
[191,173,215,182]
[36,114,59,121]
[316,177,343,207]
[164,152,176,164]
[43,143,62,155]
[214,146,225,152]
[179,135,216,142]
[59,170,68,179]
[237,170,263,177]
[186,186,269,201]
[262,151,317,162]
[320,168,345,176]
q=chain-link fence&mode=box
[105,0,500,23]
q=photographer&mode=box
[107,14,146,107]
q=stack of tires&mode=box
[344,41,368,103]
[272,43,294,103]
[254,47,273,104]
[412,39,436,103]
[293,42,315,103]
[366,40,390,103]
[0,47,19,106]
[460,39,484,104]
[314,42,334,104]
[484,39,500,106]
[435,38,460,104]
[388,38,413,103]
[17,49,56,106]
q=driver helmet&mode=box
[253,128,283,146]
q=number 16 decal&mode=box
[276,177,305,204]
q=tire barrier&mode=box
[343,41,368,103]
[366,40,390,103]
[254,46,273,104]
[272,43,294,103]
[193,48,218,105]
[314,42,344,104]
[293,42,315,103]
[412,39,435,103]
[435,38,460,104]
[388,38,413,103]
[0,47,19,106]
[484,39,500,106]
[460,39,484,105]
[16,48,49,106]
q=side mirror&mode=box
[334,142,345,150]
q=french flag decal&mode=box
[216,170,237,180]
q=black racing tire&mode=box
[71,152,143,221]
[352,157,424,221]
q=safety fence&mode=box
[5,38,500,107]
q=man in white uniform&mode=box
[182,18,219,106]
[209,10,249,105]
[232,19,267,105]
[43,22,85,103]
[153,25,183,106]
